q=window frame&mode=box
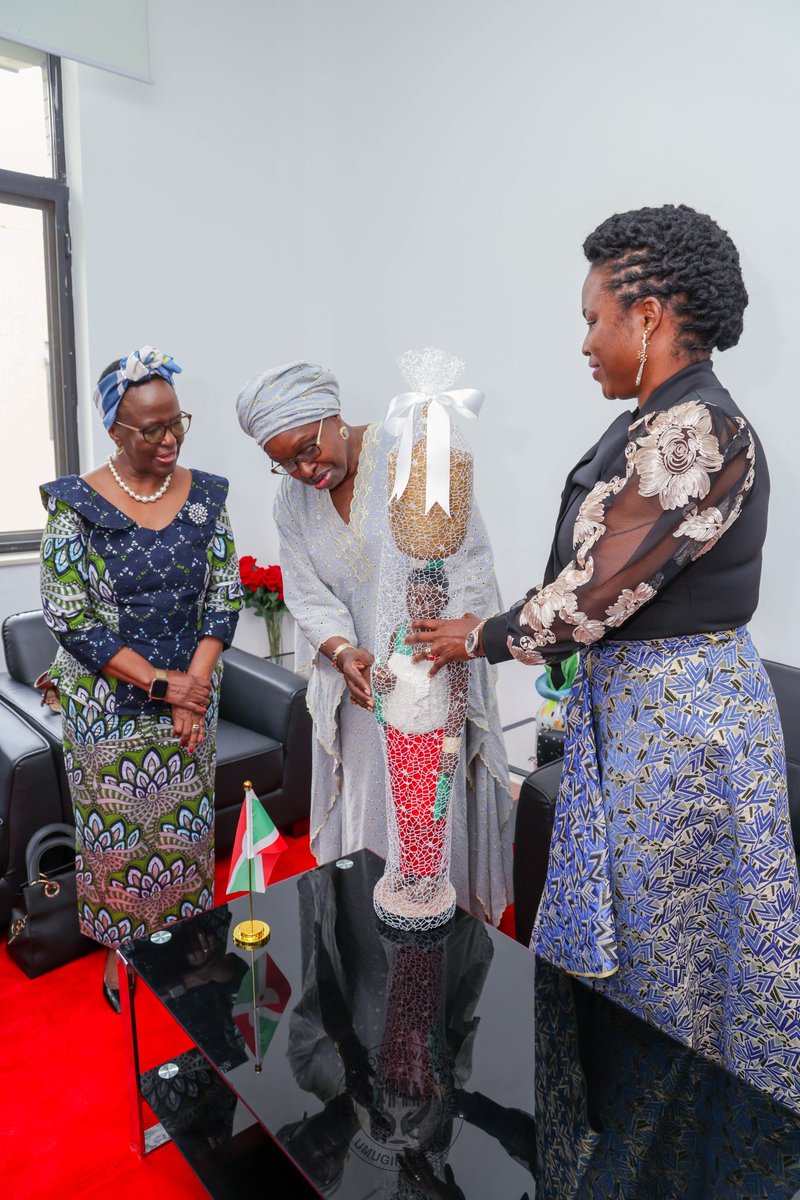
[0,55,78,555]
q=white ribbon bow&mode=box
[384,389,485,515]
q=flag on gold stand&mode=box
[226,783,287,897]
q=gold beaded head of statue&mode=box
[385,348,482,561]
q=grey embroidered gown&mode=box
[274,424,513,925]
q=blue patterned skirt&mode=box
[532,627,800,1112]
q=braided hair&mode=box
[583,204,748,355]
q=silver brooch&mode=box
[187,502,208,525]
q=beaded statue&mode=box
[372,349,485,930]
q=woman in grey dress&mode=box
[236,361,513,925]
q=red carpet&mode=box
[0,832,514,1198]
[0,833,315,1200]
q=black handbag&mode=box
[7,823,98,978]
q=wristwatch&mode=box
[464,620,486,660]
[148,668,169,700]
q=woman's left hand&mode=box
[406,614,479,677]
[172,704,205,752]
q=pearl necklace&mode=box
[107,455,173,503]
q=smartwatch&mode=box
[464,620,486,660]
[148,668,169,700]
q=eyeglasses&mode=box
[115,412,192,445]
[269,415,325,475]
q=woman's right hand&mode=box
[164,670,211,715]
[337,647,375,710]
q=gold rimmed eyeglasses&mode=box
[269,415,325,475]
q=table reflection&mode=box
[534,959,800,1199]
[278,854,535,1198]
[126,850,800,1198]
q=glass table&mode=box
[118,849,800,1199]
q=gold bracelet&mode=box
[443,736,462,754]
[330,642,356,671]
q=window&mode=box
[0,41,78,553]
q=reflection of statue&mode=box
[279,855,534,1197]
[533,958,800,1199]
[374,349,483,931]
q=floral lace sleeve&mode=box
[482,400,756,666]
[39,496,126,671]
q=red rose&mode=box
[265,566,284,600]
[239,555,261,592]
[238,557,285,604]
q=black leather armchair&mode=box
[0,612,72,821]
[0,611,313,901]
[513,658,800,947]
[214,647,312,849]
[0,701,64,927]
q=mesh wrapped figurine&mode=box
[372,349,484,930]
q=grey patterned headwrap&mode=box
[235,361,340,448]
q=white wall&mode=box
[298,0,800,721]
[3,0,798,716]
[67,0,305,569]
[1,0,304,665]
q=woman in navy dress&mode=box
[39,347,241,1010]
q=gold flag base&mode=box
[233,919,271,949]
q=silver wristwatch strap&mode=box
[464,619,487,659]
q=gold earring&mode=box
[114,442,123,456]
[635,325,650,389]
[339,425,350,441]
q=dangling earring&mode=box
[635,324,650,389]
[339,425,350,441]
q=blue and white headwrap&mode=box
[93,346,182,430]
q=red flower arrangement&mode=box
[239,556,287,656]
[239,556,285,607]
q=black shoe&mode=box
[103,980,121,1014]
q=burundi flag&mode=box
[226,784,287,896]
[233,952,292,1059]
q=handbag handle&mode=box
[25,822,76,884]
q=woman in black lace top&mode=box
[411,205,800,1114]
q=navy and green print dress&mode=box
[39,470,241,947]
